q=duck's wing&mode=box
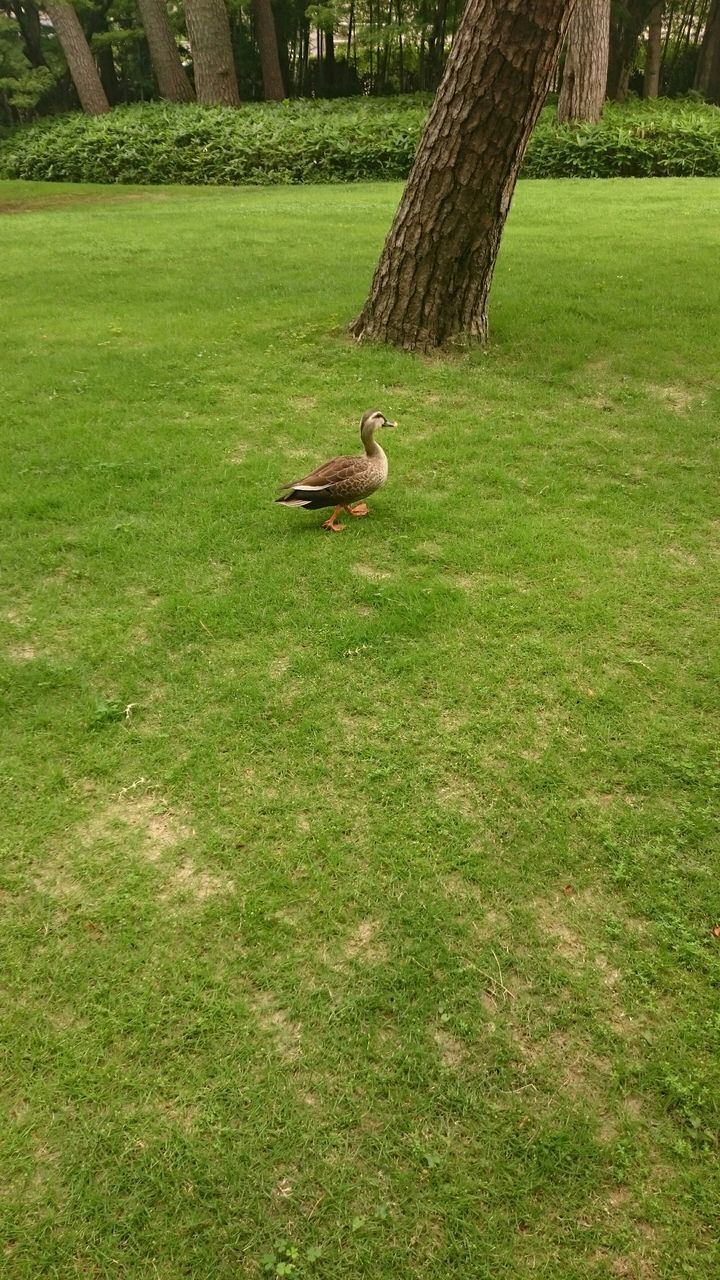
[278,454,365,492]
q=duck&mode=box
[275,410,397,532]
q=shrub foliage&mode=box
[1,97,719,186]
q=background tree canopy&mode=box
[1,0,719,125]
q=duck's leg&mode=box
[322,506,346,532]
[346,503,370,517]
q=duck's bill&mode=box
[383,419,398,428]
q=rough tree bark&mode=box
[643,3,663,97]
[137,0,195,101]
[45,0,110,114]
[185,0,240,105]
[557,0,610,122]
[607,0,656,99]
[695,0,720,101]
[350,0,576,352]
[253,0,285,100]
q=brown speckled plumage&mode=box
[275,410,396,527]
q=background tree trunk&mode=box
[11,0,47,68]
[607,0,656,99]
[557,0,610,122]
[350,0,576,352]
[83,0,121,106]
[253,0,285,100]
[695,0,720,99]
[643,3,663,96]
[185,0,240,105]
[323,21,336,91]
[426,0,448,87]
[137,0,195,101]
[45,0,110,114]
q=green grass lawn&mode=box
[1,176,719,1279]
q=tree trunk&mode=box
[273,0,291,97]
[11,0,46,68]
[350,0,576,352]
[45,1,110,114]
[695,0,720,100]
[607,0,656,99]
[557,0,610,122]
[137,0,195,101]
[185,0,240,105]
[643,3,663,96]
[83,1,121,106]
[427,0,448,87]
[253,0,285,99]
[323,21,336,91]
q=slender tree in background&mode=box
[83,0,121,105]
[323,16,336,90]
[185,0,240,104]
[557,0,610,121]
[253,0,285,99]
[350,0,577,352]
[11,0,46,68]
[45,0,110,113]
[643,3,663,96]
[607,0,657,98]
[137,0,195,101]
[695,0,720,98]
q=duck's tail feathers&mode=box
[275,483,333,511]
[276,492,312,508]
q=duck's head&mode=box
[360,410,397,443]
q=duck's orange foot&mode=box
[322,506,346,532]
[346,503,370,517]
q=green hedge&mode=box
[1,97,719,186]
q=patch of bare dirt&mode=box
[79,791,192,861]
[438,710,467,733]
[160,859,234,902]
[534,894,586,964]
[340,711,381,741]
[6,643,38,661]
[666,545,699,568]
[227,442,249,463]
[646,383,694,415]
[343,919,386,965]
[73,786,230,907]
[442,871,485,903]
[436,775,478,819]
[0,192,167,216]
[433,1028,466,1068]
[447,572,485,593]
[352,563,392,582]
[415,539,446,559]
[249,990,302,1062]
[33,865,84,901]
[609,1256,656,1279]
